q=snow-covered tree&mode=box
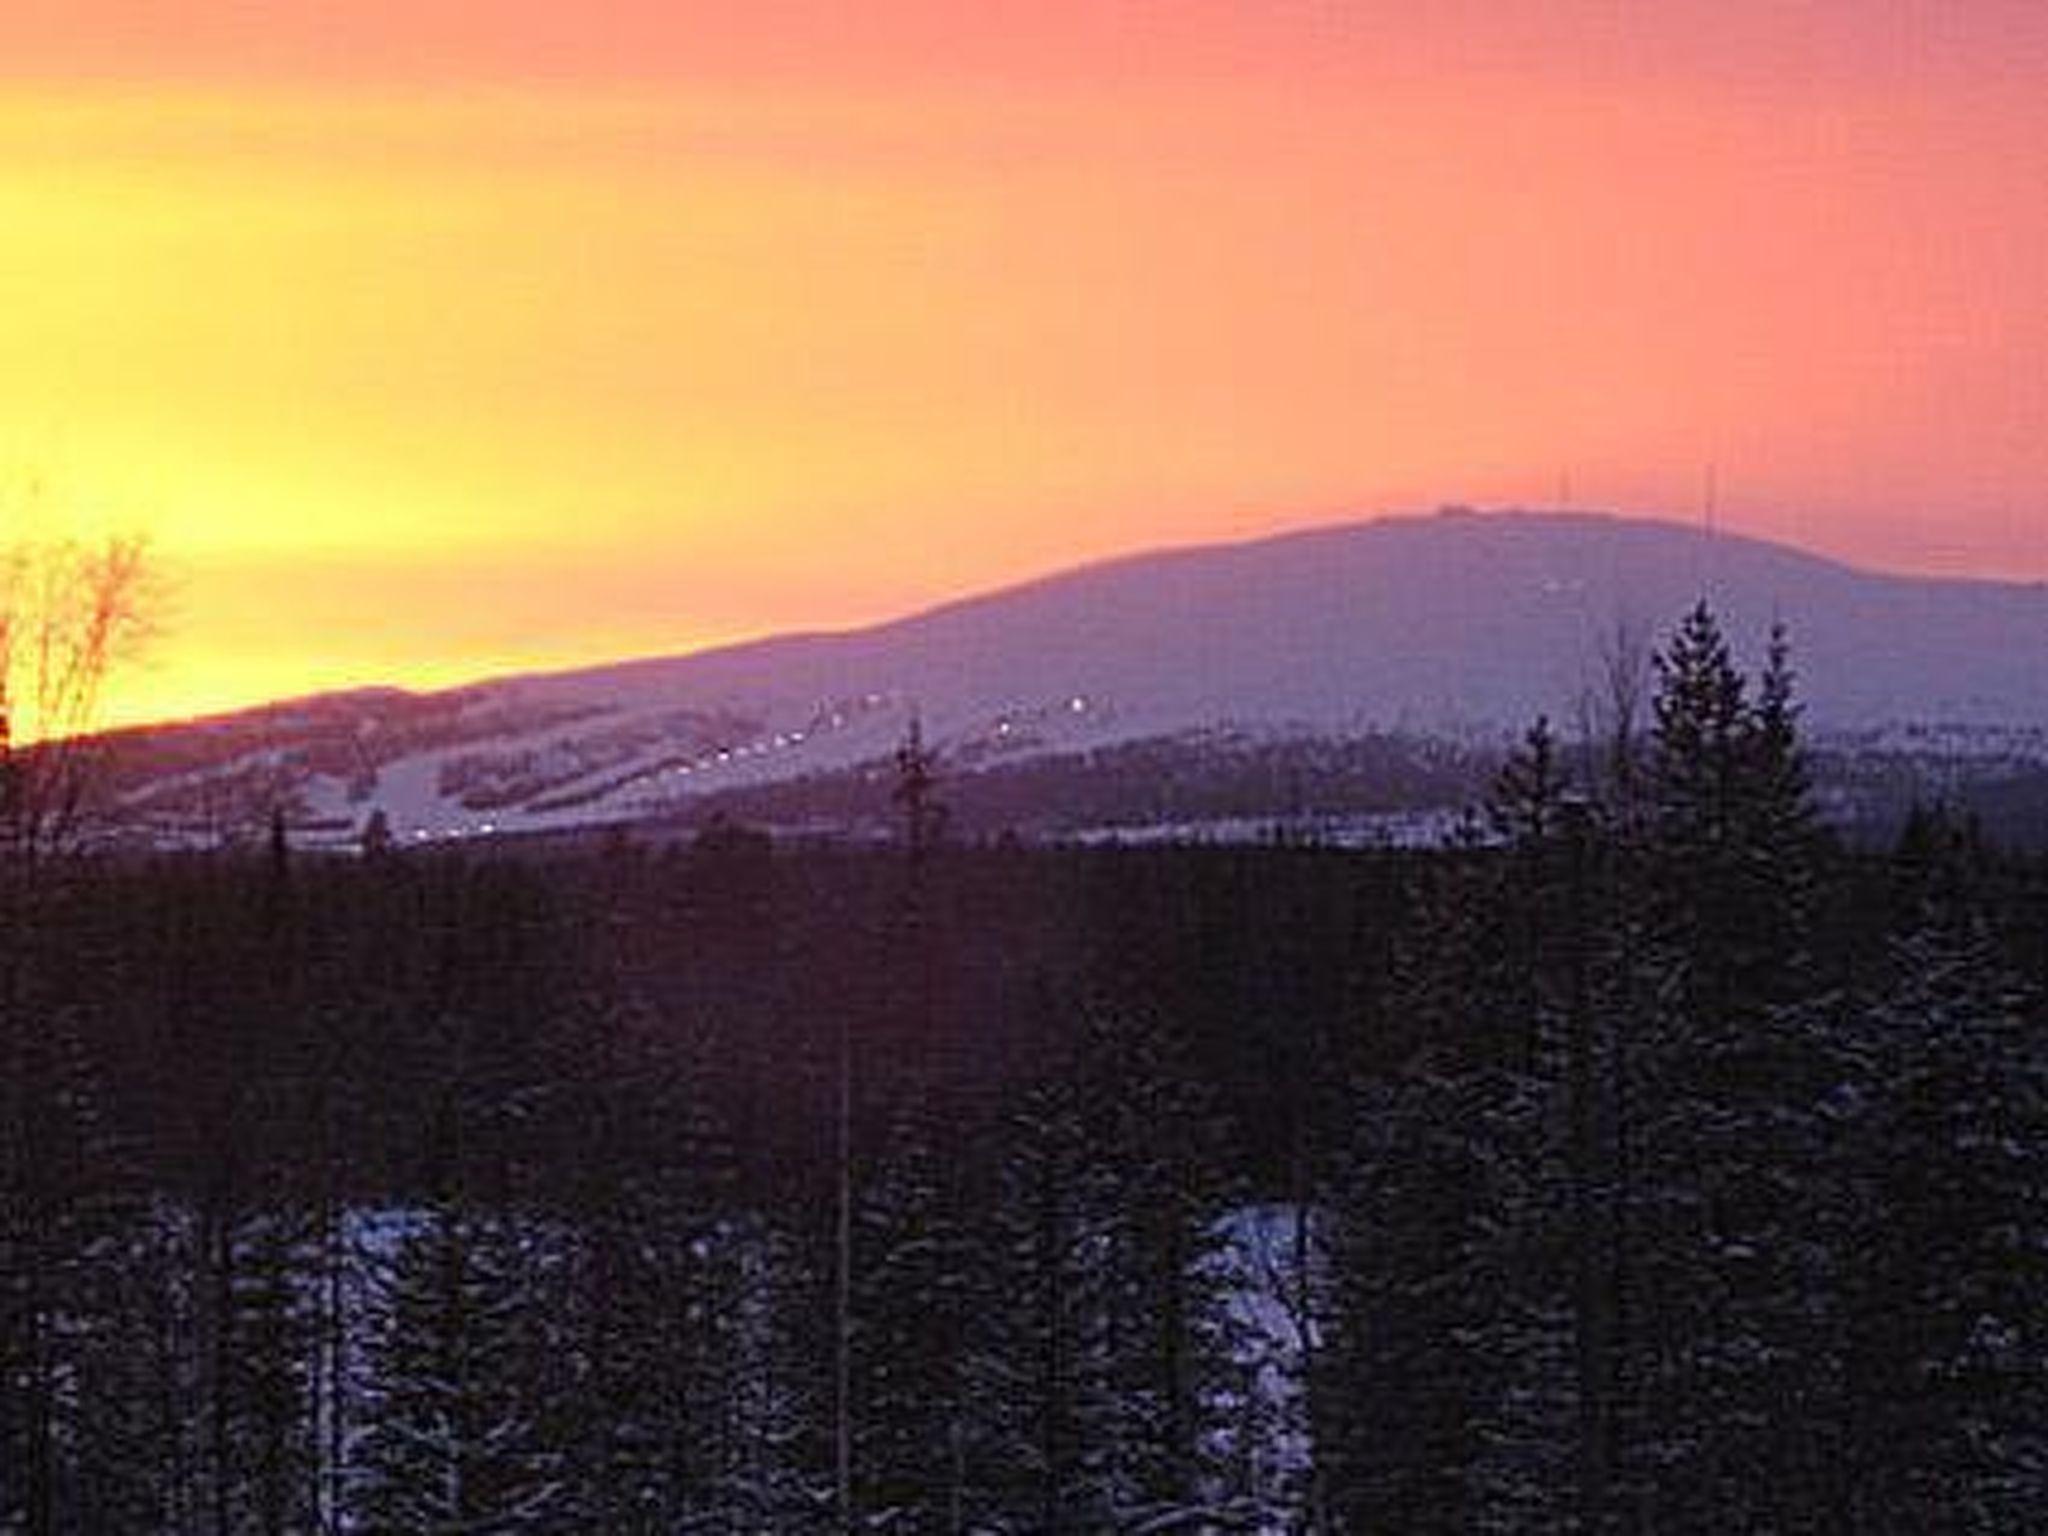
[1610,604,1842,1527]
[353,1201,574,1534]
[1833,894,2048,1529]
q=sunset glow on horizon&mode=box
[6,1,2046,729]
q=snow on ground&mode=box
[322,1202,1321,1529]
[1068,809,1470,850]
[1213,1203,1320,1516]
[101,511,2048,853]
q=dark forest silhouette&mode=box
[1,605,2044,1531]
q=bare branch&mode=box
[0,531,156,864]
[1575,609,1651,824]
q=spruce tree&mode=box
[353,1200,573,1535]
[1838,879,2048,1529]
[967,1066,1101,1531]
[847,1086,983,1530]
[1319,844,1574,1533]
[1619,604,1837,1528]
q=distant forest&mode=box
[3,604,2046,1531]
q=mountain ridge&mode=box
[87,508,2048,847]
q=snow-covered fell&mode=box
[97,509,2048,846]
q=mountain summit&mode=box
[104,510,2048,844]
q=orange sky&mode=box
[5,1,2046,728]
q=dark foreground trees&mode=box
[1,602,2044,1532]
[1318,604,2048,1533]
[0,532,154,1536]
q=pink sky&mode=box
[4,2,2045,724]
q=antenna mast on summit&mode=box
[1700,462,1722,600]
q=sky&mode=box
[5,1,2046,727]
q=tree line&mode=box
[1317,606,2048,1531]
[0,603,2044,1530]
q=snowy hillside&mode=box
[92,509,2048,847]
